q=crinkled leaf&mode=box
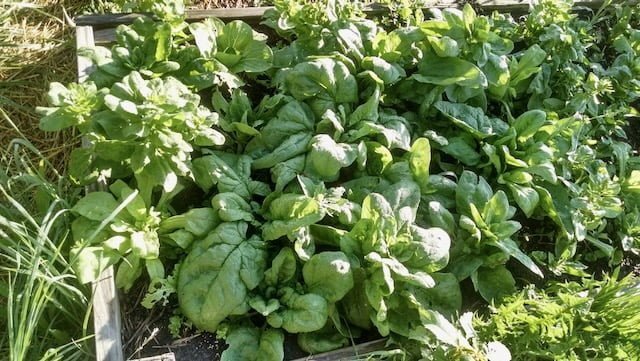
[264,247,297,287]
[262,194,324,241]
[382,180,421,225]
[440,136,481,166]
[193,153,269,199]
[434,101,496,138]
[211,193,254,222]
[401,226,451,272]
[253,132,312,170]
[285,58,358,104]
[305,135,358,181]
[178,222,267,332]
[303,251,354,303]
[221,326,284,361]
[267,288,328,333]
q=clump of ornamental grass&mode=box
[0,110,93,361]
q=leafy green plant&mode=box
[475,273,640,360]
[36,0,640,359]
[447,170,542,302]
[0,113,92,361]
[413,311,511,361]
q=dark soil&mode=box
[120,281,375,360]
[624,116,640,151]
[123,303,224,360]
[621,254,640,278]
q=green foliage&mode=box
[476,273,640,360]
[70,180,165,291]
[412,311,511,361]
[220,325,284,361]
[0,121,92,361]
[36,0,640,359]
[178,222,267,332]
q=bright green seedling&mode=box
[448,171,543,302]
[70,180,162,290]
[78,17,180,88]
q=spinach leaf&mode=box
[178,222,267,332]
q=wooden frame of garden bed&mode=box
[76,1,613,360]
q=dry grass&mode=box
[0,1,106,171]
[0,0,259,173]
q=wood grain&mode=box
[131,353,176,361]
[91,267,125,361]
[290,339,388,361]
[75,0,612,28]
[77,25,125,361]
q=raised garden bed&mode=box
[54,1,640,360]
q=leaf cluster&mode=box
[476,273,640,360]
[36,0,640,359]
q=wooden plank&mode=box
[74,0,612,28]
[132,353,176,361]
[75,7,273,28]
[92,266,125,361]
[477,0,606,12]
[171,7,273,23]
[77,25,125,361]
[76,26,95,83]
[290,339,388,361]
[94,28,116,45]
[85,0,609,46]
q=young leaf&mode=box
[262,194,324,241]
[221,326,284,361]
[215,20,273,73]
[266,288,328,333]
[285,58,358,104]
[408,138,431,192]
[413,55,487,88]
[490,238,543,278]
[189,20,217,59]
[507,183,540,217]
[471,266,516,302]
[302,251,354,303]
[71,192,120,221]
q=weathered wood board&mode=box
[77,25,126,361]
[75,0,611,44]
